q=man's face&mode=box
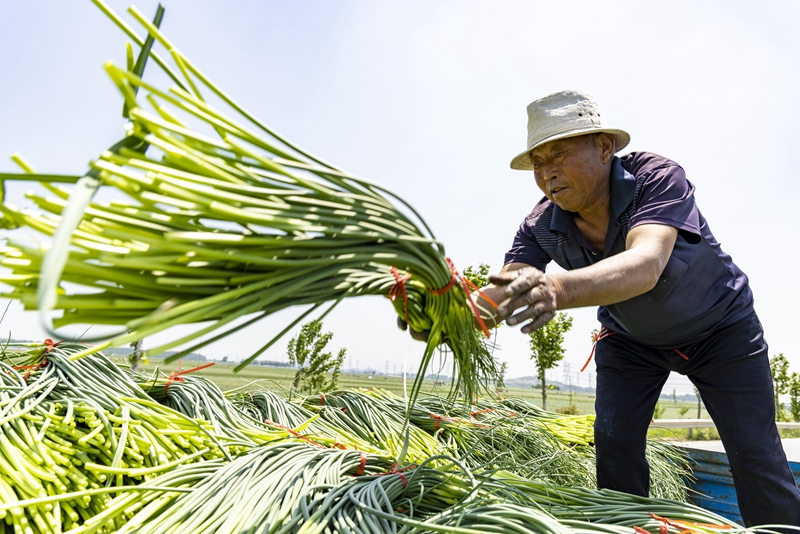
[529,134,610,214]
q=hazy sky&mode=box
[2,1,798,394]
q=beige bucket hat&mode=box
[509,89,631,171]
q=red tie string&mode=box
[15,357,50,384]
[265,419,300,436]
[429,413,457,431]
[354,451,367,476]
[674,349,690,360]
[430,413,442,431]
[265,419,331,449]
[648,513,732,532]
[164,362,216,395]
[431,258,496,338]
[264,419,327,449]
[581,327,616,372]
[43,338,62,353]
[387,267,413,325]
[319,393,326,406]
[13,358,49,372]
[369,462,415,487]
[394,259,499,339]
[429,270,456,296]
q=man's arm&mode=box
[490,223,678,333]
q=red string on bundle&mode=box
[264,419,327,449]
[43,338,62,353]
[354,451,367,476]
[13,359,48,372]
[369,462,415,487]
[164,362,215,395]
[387,267,412,324]
[431,258,498,339]
[15,357,49,384]
[429,413,456,431]
[580,327,615,372]
[391,259,500,339]
[648,513,732,532]
[429,272,456,296]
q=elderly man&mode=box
[420,89,800,526]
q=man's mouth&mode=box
[551,186,566,197]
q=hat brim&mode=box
[509,128,631,171]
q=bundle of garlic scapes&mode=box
[0,0,498,403]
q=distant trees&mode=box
[287,320,346,394]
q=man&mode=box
[407,89,800,526]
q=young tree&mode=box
[496,361,508,391]
[528,312,573,410]
[127,338,147,373]
[694,386,702,418]
[463,263,491,289]
[463,263,498,328]
[770,353,791,421]
[789,372,800,422]
[287,320,346,394]
[689,385,703,440]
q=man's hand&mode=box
[489,266,562,333]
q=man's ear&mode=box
[597,133,615,164]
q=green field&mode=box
[131,358,724,437]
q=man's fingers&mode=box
[497,285,549,318]
[397,315,430,341]
[520,310,555,333]
[504,270,546,296]
[409,328,430,342]
[506,296,553,326]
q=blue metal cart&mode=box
[683,439,800,523]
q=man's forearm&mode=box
[550,224,678,309]
[549,249,664,309]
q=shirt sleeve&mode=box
[504,220,552,271]
[629,162,701,241]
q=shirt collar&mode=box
[549,156,635,234]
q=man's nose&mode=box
[541,164,558,181]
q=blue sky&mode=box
[2,1,799,393]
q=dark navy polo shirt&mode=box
[504,152,754,348]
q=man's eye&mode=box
[532,161,542,168]
[554,150,565,158]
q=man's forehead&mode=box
[531,135,589,157]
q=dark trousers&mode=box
[594,312,800,527]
